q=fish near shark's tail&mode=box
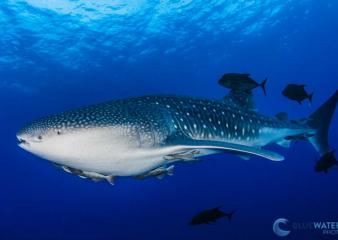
[307,90,338,156]
[222,210,235,222]
[260,78,267,96]
[308,92,314,104]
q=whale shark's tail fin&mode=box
[308,90,338,156]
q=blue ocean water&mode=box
[1,0,338,239]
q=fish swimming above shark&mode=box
[282,84,314,104]
[17,83,338,185]
[218,73,267,95]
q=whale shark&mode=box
[17,88,338,184]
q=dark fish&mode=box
[218,73,267,95]
[189,206,234,225]
[282,84,313,104]
[315,150,337,173]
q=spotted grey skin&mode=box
[18,98,173,149]
[17,91,338,179]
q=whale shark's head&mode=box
[16,112,96,164]
[16,106,139,170]
[17,115,65,153]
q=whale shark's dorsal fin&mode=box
[223,90,256,111]
[166,139,284,161]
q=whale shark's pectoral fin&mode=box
[167,139,284,161]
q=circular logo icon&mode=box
[273,218,291,237]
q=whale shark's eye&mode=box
[57,130,61,135]
[38,135,43,140]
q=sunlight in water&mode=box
[24,0,145,19]
[1,0,296,69]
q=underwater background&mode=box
[1,0,338,239]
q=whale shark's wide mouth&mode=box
[17,135,30,148]
[17,137,27,144]
[16,132,43,148]
[16,127,45,147]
